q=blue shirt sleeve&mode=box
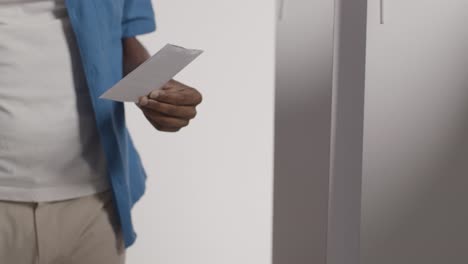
[122,0,157,38]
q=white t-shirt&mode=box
[0,0,110,201]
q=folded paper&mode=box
[99,44,203,102]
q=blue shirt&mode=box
[64,0,156,248]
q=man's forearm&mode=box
[122,37,150,76]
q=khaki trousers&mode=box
[0,190,126,264]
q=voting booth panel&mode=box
[361,0,468,263]
[274,0,366,263]
[276,0,468,263]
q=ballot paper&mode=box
[99,44,203,102]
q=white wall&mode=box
[124,1,275,264]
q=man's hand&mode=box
[122,37,202,132]
[137,79,202,132]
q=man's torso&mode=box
[0,0,109,202]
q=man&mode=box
[0,0,202,263]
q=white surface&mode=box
[125,0,275,264]
[100,44,203,102]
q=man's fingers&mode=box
[148,89,163,99]
[142,99,197,119]
[159,127,181,132]
[147,118,181,132]
[149,82,202,106]
[137,95,149,106]
[143,111,190,129]
[158,89,202,106]
[162,79,186,91]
